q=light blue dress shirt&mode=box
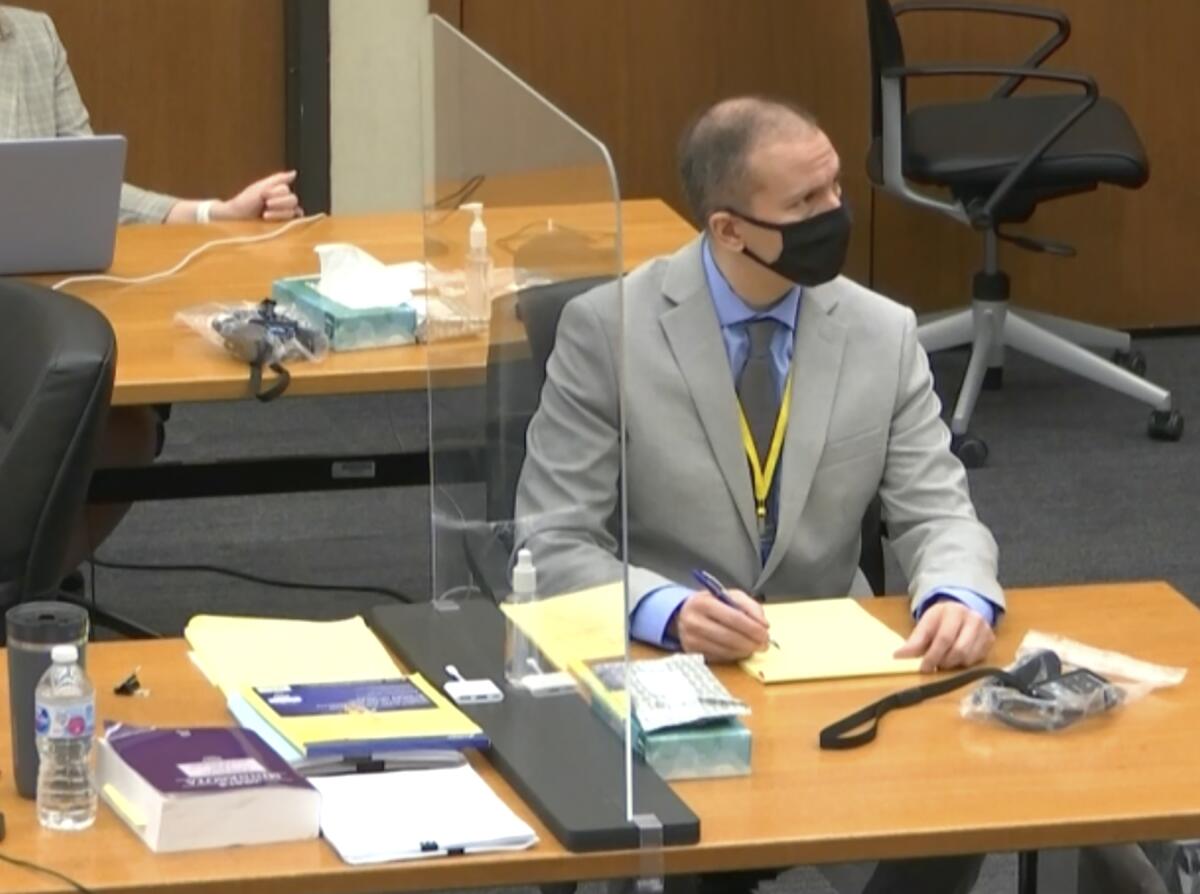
[629,240,999,647]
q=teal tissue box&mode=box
[589,696,752,780]
[271,275,418,352]
[637,717,752,781]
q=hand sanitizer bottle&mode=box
[505,549,537,687]
[459,202,491,325]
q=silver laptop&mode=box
[0,135,126,276]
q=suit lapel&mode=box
[757,283,848,586]
[659,240,760,548]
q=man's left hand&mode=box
[894,600,994,673]
[217,170,301,221]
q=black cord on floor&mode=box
[0,851,94,893]
[88,557,416,604]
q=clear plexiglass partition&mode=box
[420,14,669,875]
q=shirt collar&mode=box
[701,237,801,331]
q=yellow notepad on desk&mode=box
[741,598,921,683]
[184,614,403,693]
[501,582,625,670]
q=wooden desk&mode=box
[1,582,1198,893]
[42,200,694,407]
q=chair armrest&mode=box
[881,63,1097,229]
[893,1,1071,97]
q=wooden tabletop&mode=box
[1,582,1198,893]
[27,200,695,407]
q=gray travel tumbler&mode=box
[6,602,89,798]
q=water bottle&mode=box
[35,644,97,830]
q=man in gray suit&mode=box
[515,96,1002,894]
[517,96,1002,672]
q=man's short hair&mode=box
[677,96,818,227]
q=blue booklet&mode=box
[240,676,489,759]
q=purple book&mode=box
[99,723,320,853]
[104,723,309,793]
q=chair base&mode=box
[917,300,1180,466]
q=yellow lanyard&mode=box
[736,372,792,537]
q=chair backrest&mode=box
[0,281,116,623]
[865,0,908,143]
[466,276,614,599]
[482,275,614,524]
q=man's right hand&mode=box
[670,590,771,662]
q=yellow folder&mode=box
[184,614,483,755]
[740,598,921,683]
[500,582,626,671]
[184,614,402,694]
[239,673,485,755]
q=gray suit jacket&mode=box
[514,236,1003,617]
[0,5,176,224]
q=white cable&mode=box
[50,212,328,292]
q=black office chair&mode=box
[865,0,1183,467]
[0,280,154,641]
[466,276,889,601]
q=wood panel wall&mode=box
[16,0,287,202]
[460,0,874,281]
[460,0,1199,329]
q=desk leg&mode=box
[1018,851,1039,894]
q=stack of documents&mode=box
[740,599,921,683]
[311,764,537,863]
[184,614,487,759]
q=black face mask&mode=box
[730,203,853,287]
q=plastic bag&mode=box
[176,298,329,366]
[961,630,1186,732]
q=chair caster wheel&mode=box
[1113,349,1147,376]
[951,433,989,468]
[1149,409,1183,441]
[982,367,1004,390]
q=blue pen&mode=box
[691,569,780,650]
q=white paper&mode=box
[311,764,537,864]
[314,243,425,310]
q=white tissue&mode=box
[314,243,425,310]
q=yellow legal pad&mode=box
[184,615,403,694]
[740,598,921,683]
[501,582,626,672]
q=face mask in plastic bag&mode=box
[962,631,1186,731]
[819,630,1185,749]
[176,298,329,401]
